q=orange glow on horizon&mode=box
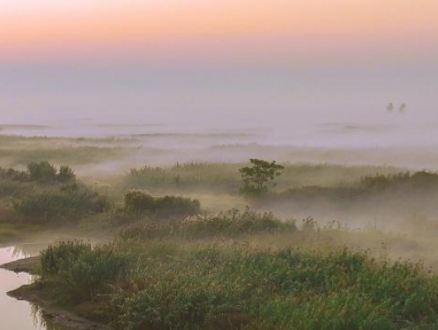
[1,0,437,63]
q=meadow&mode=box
[3,136,438,329]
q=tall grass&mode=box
[123,162,401,194]
[117,208,296,241]
[38,238,438,330]
[40,241,132,303]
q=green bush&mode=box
[40,241,132,303]
[13,188,110,224]
[155,195,201,218]
[0,167,29,182]
[110,247,438,330]
[28,161,57,182]
[124,191,200,219]
[40,240,92,277]
[57,165,76,183]
[124,191,156,216]
[37,239,438,330]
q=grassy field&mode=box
[3,157,438,329]
[31,214,438,330]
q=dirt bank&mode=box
[2,257,109,330]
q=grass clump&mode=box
[39,241,132,304]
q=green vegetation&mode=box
[122,162,400,195]
[124,191,200,219]
[239,158,284,195]
[40,241,132,303]
[34,220,438,330]
[0,162,109,229]
[124,163,243,193]
[0,134,134,168]
[5,156,438,329]
[12,187,110,224]
[263,171,438,205]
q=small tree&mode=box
[239,159,284,195]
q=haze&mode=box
[0,0,437,148]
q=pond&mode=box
[0,244,71,330]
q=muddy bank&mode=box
[0,256,40,274]
[2,257,109,330]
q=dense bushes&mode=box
[40,241,132,303]
[124,191,200,218]
[0,161,76,184]
[0,162,109,225]
[112,247,438,329]
[39,240,438,330]
[13,186,110,224]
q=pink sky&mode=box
[1,0,437,64]
[1,0,437,126]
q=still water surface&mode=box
[0,245,57,330]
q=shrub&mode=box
[13,188,110,224]
[40,240,92,277]
[40,241,132,303]
[57,165,76,183]
[155,195,200,218]
[124,191,156,216]
[124,191,200,219]
[28,161,57,182]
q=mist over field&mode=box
[2,1,438,329]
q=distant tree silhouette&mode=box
[386,103,394,112]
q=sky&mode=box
[0,0,437,126]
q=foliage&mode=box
[118,208,296,241]
[122,162,400,195]
[40,240,93,277]
[40,241,132,304]
[124,191,156,216]
[239,159,284,195]
[179,208,296,239]
[57,165,76,183]
[41,242,438,330]
[13,187,110,224]
[27,161,58,182]
[124,191,200,218]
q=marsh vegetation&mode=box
[3,129,438,329]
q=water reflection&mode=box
[30,304,76,330]
[11,242,51,259]
[0,245,73,330]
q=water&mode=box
[0,245,54,330]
